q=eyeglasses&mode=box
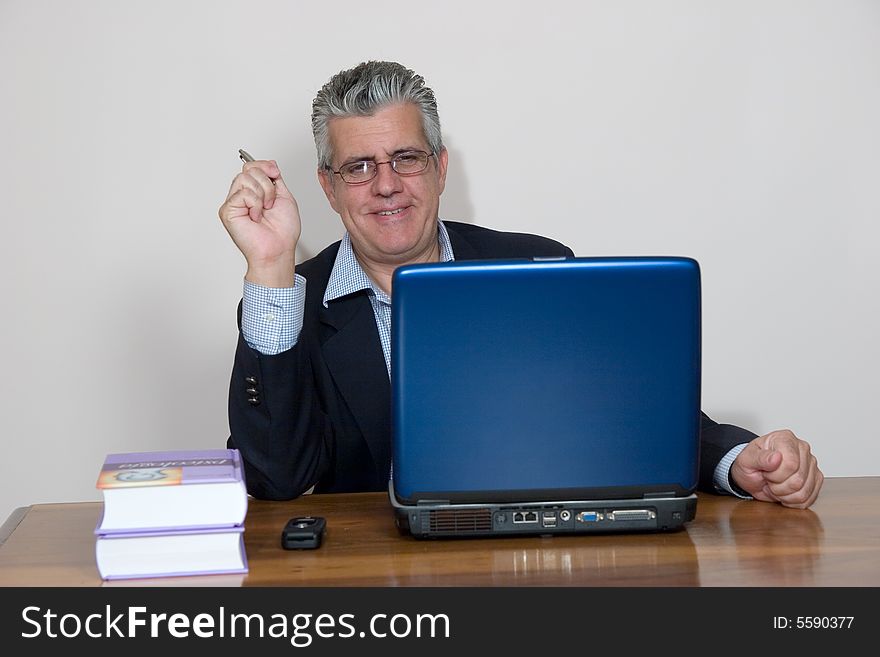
[330,150,434,184]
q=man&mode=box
[218,61,823,509]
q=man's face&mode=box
[318,103,448,267]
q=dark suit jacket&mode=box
[228,221,757,499]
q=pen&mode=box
[239,148,275,184]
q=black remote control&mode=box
[281,516,326,550]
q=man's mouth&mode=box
[376,208,405,216]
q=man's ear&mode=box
[436,147,449,195]
[317,169,340,214]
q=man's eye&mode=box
[396,154,418,165]
[343,161,371,176]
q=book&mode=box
[95,448,248,534]
[95,526,248,580]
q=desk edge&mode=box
[0,506,31,547]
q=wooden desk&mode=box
[0,477,877,587]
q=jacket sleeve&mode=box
[227,302,333,500]
[698,411,758,493]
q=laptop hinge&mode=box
[416,499,451,505]
[643,491,676,499]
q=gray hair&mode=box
[311,61,444,170]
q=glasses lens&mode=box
[393,151,429,174]
[337,152,431,183]
[340,161,375,183]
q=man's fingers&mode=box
[220,187,265,225]
[242,159,280,180]
[736,442,782,475]
[242,162,279,209]
[756,449,782,473]
[758,484,780,503]
[271,171,293,200]
[236,170,273,210]
[221,162,288,223]
[732,429,823,509]
[731,438,794,497]
[805,470,824,508]
[768,441,822,508]
[768,454,823,508]
[759,441,801,484]
[773,475,822,509]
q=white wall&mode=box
[1,0,877,521]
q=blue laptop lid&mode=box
[390,256,701,504]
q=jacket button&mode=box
[245,376,258,385]
[247,397,260,406]
[246,387,259,395]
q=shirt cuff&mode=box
[713,443,752,498]
[241,275,306,355]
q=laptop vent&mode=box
[427,509,493,533]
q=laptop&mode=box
[389,256,701,538]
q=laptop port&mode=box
[542,511,557,528]
[559,510,571,521]
[607,509,655,521]
[576,511,601,523]
[513,511,539,524]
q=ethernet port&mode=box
[513,511,539,524]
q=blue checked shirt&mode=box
[239,219,746,497]
[242,220,454,373]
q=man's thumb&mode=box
[756,449,782,472]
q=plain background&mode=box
[1,0,877,522]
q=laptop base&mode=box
[390,482,697,539]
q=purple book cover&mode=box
[96,448,244,490]
[96,525,249,581]
[95,448,248,536]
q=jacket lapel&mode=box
[318,293,391,482]
[309,222,480,484]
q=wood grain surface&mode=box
[0,477,876,587]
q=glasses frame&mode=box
[330,150,435,185]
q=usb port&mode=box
[542,512,557,528]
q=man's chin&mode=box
[350,218,438,264]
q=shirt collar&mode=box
[323,220,455,307]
